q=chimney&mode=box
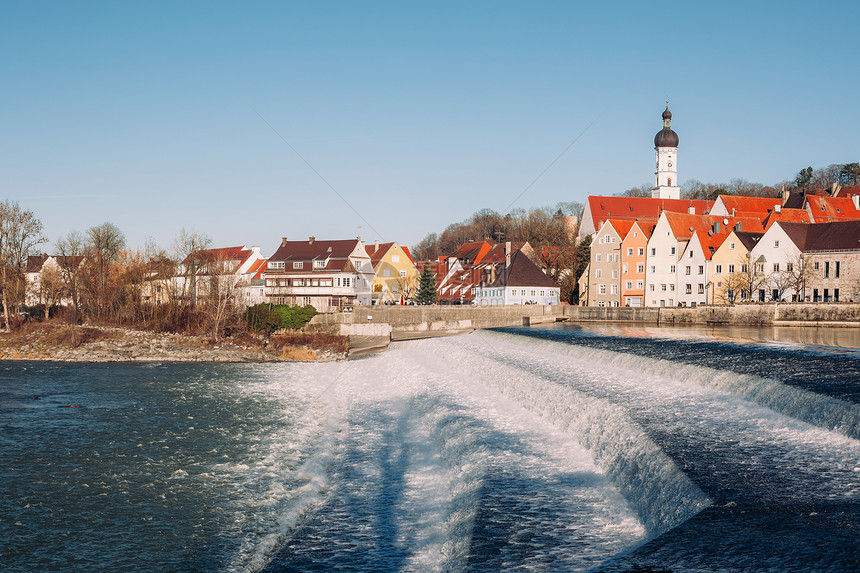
[374,239,379,252]
[308,236,315,244]
[251,245,262,257]
[734,223,742,232]
[505,241,511,267]
[853,194,859,210]
[281,237,288,247]
[732,208,736,217]
[775,204,781,214]
[688,206,695,215]
[782,184,789,206]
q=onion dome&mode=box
[654,105,679,148]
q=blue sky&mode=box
[3,1,858,255]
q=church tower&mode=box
[652,104,680,199]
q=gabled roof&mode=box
[623,219,657,241]
[777,221,860,252]
[181,245,251,266]
[486,251,557,289]
[26,254,49,273]
[734,231,764,252]
[762,208,811,230]
[452,241,494,265]
[714,195,782,216]
[482,242,528,264]
[601,219,636,239]
[664,212,762,241]
[585,196,713,233]
[268,238,362,262]
[805,195,860,223]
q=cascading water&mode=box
[2,325,858,572]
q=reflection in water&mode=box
[568,323,860,352]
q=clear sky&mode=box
[3,1,858,256]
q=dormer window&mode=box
[293,262,303,269]
[314,260,326,269]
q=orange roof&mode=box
[716,195,782,215]
[453,241,494,265]
[622,219,657,241]
[246,258,268,280]
[806,195,860,223]
[586,196,713,231]
[762,208,811,230]
[368,241,417,268]
[604,219,636,239]
[665,212,763,242]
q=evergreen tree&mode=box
[416,266,437,305]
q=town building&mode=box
[620,220,655,307]
[709,230,763,303]
[367,241,419,305]
[587,219,633,307]
[473,249,560,306]
[263,237,374,311]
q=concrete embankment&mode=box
[306,305,564,356]
[564,303,860,327]
[308,303,860,356]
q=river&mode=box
[1,324,858,572]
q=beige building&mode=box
[367,241,419,304]
[587,220,633,307]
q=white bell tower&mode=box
[652,104,680,199]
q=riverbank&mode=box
[0,323,348,363]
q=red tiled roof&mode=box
[587,196,713,231]
[664,212,762,241]
[806,195,860,223]
[762,208,811,230]
[181,246,251,266]
[717,195,782,215]
[268,239,360,262]
[453,241,494,265]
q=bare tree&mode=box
[81,222,126,318]
[0,200,47,331]
[172,228,212,308]
[56,230,86,320]
[722,252,768,303]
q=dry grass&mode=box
[0,322,120,349]
[270,333,349,354]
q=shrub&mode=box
[246,304,317,334]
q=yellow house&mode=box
[367,241,419,304]
[709,230,763,304]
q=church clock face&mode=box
[668,162,673,168]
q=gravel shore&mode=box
[0,325,347,363]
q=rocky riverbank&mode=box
[0,323,348,363]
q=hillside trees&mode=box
[0,200,47,330]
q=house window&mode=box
[599,284,606,294]
[638,247,644,256]
[698,265,704,275]
[400,270,407,277]
[773,263,779,272]
[637,263,645,273]
[610,284,617,294]
[698,284,705,294]
[786,263,793,272]
[392,254,400,263]
[314,260,326,269]
[814,261,820,270]
[716,264,722,274]
[596,254,602,262]
[650,248,656,256]
[293,262,303,269]
[531,290,536,296]
[392,285,399,293]
[511,290,516,296]
[685,266,691,275]
[649,284,655,291]
[670,265,676,273]
[596,269,602,278]
[627,248,634,256]
[836,261,840,278]
[825,261,830,278]
[605,234,611,243]
[669,283,675,291]
[728,264,735,273]
[383,269,391,277]
[598,300,606,307]
[730,242,735,250]
[343,277,351,287]
[742,264,748,273]
[686,284,692,294]
[623,262,629,274]
[637,280,643,289]
[661,284,667,291]
[670,247,676,255]
[626,280,633,289]
[774,240,779,248]
[521,290,526,296]
[611,269,618,279]
[650,266,656,273]
[689,251,693,258]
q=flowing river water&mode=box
[2,324,858,572]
